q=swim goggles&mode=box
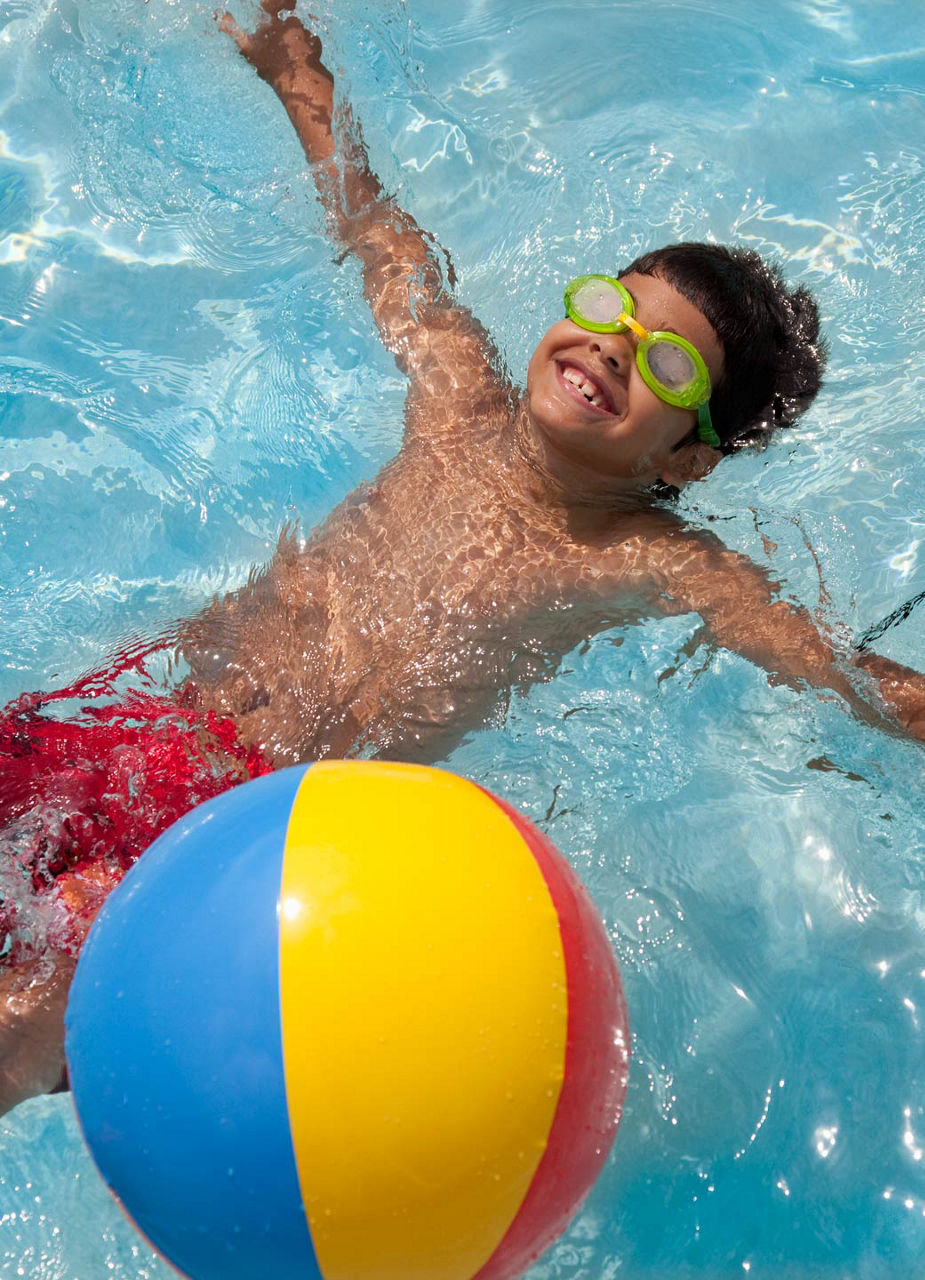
[563,274,720,448]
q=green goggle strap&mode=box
[696,403,721,450]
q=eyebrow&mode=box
[622,287,681,336]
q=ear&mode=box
[658,441,721,489]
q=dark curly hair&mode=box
[622,243,827,452]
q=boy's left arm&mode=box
[640,527,925,739]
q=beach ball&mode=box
[65,761,629,1280]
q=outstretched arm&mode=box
[221,3,496,388]
[639,527,925,739]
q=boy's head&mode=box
[621,242,827,453]
[523,242,826,500]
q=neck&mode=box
[510,399,656,514]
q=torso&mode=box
[184,356,681,766]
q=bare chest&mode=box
[192,438,665,764]
[314,449,645,653]
[294,450,673,765]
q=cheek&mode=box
[626,377,670,429]
[526,340,563,405]
[627,376,691,440]
[525,342,551,393]
[527,323,574,382]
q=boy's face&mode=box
[525,272,725,495]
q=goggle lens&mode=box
[566,276,630,327]
[644,339,698,394]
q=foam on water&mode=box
[1,0,924,1275]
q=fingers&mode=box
[218,0,327,79]
[217,9,249,53]
[217,2,309,54]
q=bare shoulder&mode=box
[402,303,514,443]
[638,518,778,614]
[357,210,500,394]
[412,300,499,377]
[555,507,775,614]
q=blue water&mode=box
[2,0,925,1275]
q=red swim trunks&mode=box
[0,640,272,961]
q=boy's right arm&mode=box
[221,3,498,395]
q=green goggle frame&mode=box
[564,274,720,449]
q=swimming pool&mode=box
[2,0,924,1274]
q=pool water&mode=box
[2,0,925,1275]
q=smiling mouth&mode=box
[556,361,617,415]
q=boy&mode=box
[1,0,924,1115]
[182,1,925,764]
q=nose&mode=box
[588,331,634,377]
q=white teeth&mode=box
[563,365,608,409]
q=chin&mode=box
[529,388,598,442]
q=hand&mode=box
[218,1,332,91]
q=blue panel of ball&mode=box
[66,766,320,1280]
